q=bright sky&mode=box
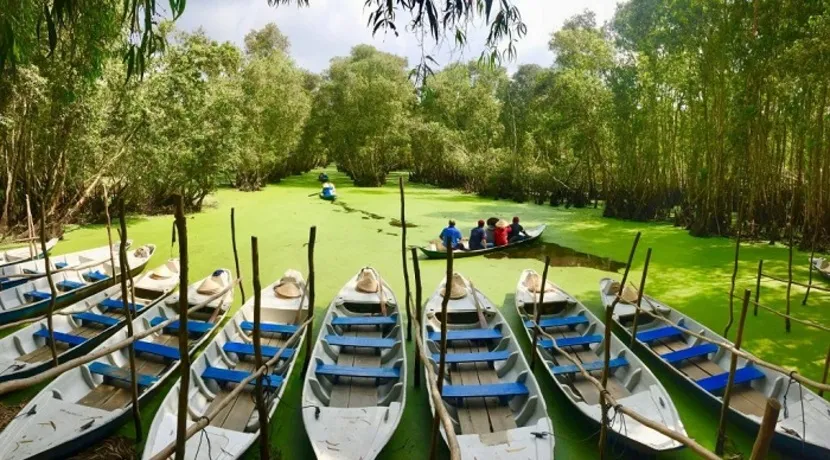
[176,0,620,73]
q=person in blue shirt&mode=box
[439,220,464,250]
[469,220,486,250]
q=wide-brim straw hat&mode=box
[820,259,830,271]
[275,278,302,298]
[495,219,510,229]
[607,281,639,303]
[441,274,468,299]
[133,246,150,258]
[197,271,226,295]
[355,270,379,293]
[524,273,555,293]
[151,260,179,280]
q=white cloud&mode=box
[176,0,620,74]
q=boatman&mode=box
[469,220,486,250]
[439,220,464,251]
[509,216,529,242]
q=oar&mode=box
[466,278,488,329]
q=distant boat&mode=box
[0,238,58,269]
[302,268,406,460]
[424,272,553,459]
[0,242,120,291]
[599,277,830,459]
[0,269,234,460]
[320,182,337,201]
[515,270,684,453]
[318,172,329,182]
[810,257,830,280]
[418,224,546,260]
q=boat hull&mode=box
[418,225,545,259]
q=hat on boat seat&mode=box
[608,281,640,304]
[197,270,227,295]
[820,259,830,271]
[524,272,555,293]
[275,271,303,299]
[441,273,468,299]
[133,246,150,258]
[355,269,380,294]
[151,259,180,280]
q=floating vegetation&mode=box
[333,201,384,220]
[485,241,626,272]
[389,218,418,228]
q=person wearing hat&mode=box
[509,216,529,242]
[439,219,464,251]
[468,220,487,250]
[494,219,511,246]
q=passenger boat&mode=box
[302,268,405,460]
[0,269,234,460]
[320,182,337,201]
[142,270,308,459]
[0,241,117,291]
[599,277,830,459]
[810,257,830,280]
[0,243,154,325]
[516,270,684,453]
[0,237,58,269]
[425,272,553,459]
[418,224,546,260]
[0,259,180,384]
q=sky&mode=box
[175,0,620,74]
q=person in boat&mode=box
[318,172,329,182]
[468,220,487,251]
[439,220,464,251]
[508,216,529,242]
[494,219,511,246]
[485,217,498,247]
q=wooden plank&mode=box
[474,342,516,433]
[728,387,766,417]
[328,331,355,408]
[347,327,381,408]
[450,341,491,435]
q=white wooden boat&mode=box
[302,267,406,460]
[516,270,684,453]
[600,277,830,459]
[0,259,179,384]
[425,272,553,460]
[0,238,58,268]
[0,243,153,325]
[142,271,309,459]
[809,257,830,280]
[0,241,117,291]
[0,269,233,460]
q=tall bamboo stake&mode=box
[25,194,35,258]
[38,204,59,367]
[529,256,550,370]
[754,260,763,316]
[399,177,413,342]
[231,208,246,304]
[303,226,317,375]
[802,240,815,305]
[724,218,742,339]
[251,236,270,459]
[102,187,116,288]
[629,248,653,348]
[117,199,143,442]
[173,195,190,460]
[716,289,751,455]
[599,304,616,459]
[411,247,422,388]
[429,241,454,460]
[749,398,781,460]
[785,225,793,332]
[820,344,830,398]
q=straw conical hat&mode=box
[133,246,150,258]
[197,270,226,295]
[275,275,302,299]
[607,281,639,303]
[820,259,830,271]
[495,219,510,229]
[524,272,555,293]
[355,269,379,294]
[441,274,468,299]
[151,260,179,280]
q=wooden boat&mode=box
[599,277,830,459]
[424,272,553,459]
[418,224,546,260]
[0,241,124,291]
[516,270,684,453]
[0,238,58,269]
[0,259,180,384]
[810,257,830,280]
[142,270,309,459]
[320,182,337,201]
[0,243,154,325]
[0,269,233,460]
[302,267,405,460]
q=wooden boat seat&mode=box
[540,334,602,350]
[551,357,629,375]
[316,364,400,382]
[240,320,298,335]
[100,298,144,312]
[33,328,87,347]
[524,315,588,329]
[431,350,510,364]
[661,343,718,364]
[427,328,502,342]
[134,340,180,361]
[72,312,120,328]
[202,366,282,390]
[150,317,213,336]
[637,326,684,343]
[55,261,69,269]
[25,290,52,301]
[332,314,397,327]
[325,334,396,349]
[85,271,110,282]
[442,382,529,405]
[57,280,85,291]
[89,361,158,387]
[222,342,295,360]
[697,366,766,393]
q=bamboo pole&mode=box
[25,194,34,258]
[749,398,781,460]
[38,205,59,368]
[724,220,742,339]
[103,187,116,281]
[629,248,653,348]
[399,177,413,342]
[785,225,794,332]
[754,260,763,316]
[411,247,422,388]
[0,278,239,396]
[598,302,615,459]
[117,199,142,442]
[429,240,454,460]
[759,273,830,293]
[231,208,246,304]
[820,344,830,398]
[729,292,830,333]
[251,236,270,460]
[302,226,316,375]
[174,195,190,460]
[802,240,816,306]
[529,256,551,370]
[715,289,751,455]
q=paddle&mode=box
[466,278,488,329]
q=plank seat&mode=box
[442,382,529,405]
[72,312,120,328]
[316,364,400,381]
[134,340,180,361]
[332,314,397,327]
[100,298,145,312]
[431,350,510,364]
[540,334,603,350]
[33,329,87,347]
[551,357,629,375]
[240,321,298,335]
[150,317,214,335]
[85,271,110,282]
[202,366,282,390]
[54,262,68,269]
[25,290,52,301]
[325,334,396,349]
[57,280,85,291]
[696,366,766,393]
[524,315,589,329]
[637,326,684,343]
[222,342,295,360]
[661,343,718,364]
[88,362,158,388]
[427,328,502,342]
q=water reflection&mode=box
[389,218,419,228]
[332,201,384,220]
[484,241,627,272]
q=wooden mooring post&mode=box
[303,226,317,375]
[38,205,59,368]
[400,177,413,342]
[251,236,270,459]
[529,256,551,370]
[716,289,751,455]
[820,344,830,398]
[629,248,652,348]
[429,241,454,460]
[173,195,190,460]
[411,247,422,388]
[802,240,816,305]
[117,199,142,442]
[231,208,246,304]
[724,220,742,339]
[749,398,781,460]
[785,225,793,332]
[754,260,763,316]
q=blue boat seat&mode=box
[72,312,119,328]
[202,366,282,390]
[697,366,766,393]
[442,382,529,405]
[222,342,295,360]
[551,357,629,375]
[540,334,603,350]
[33,329,87,347]
[57,280,85,291]
[240,321,298,336]
[88,362,158,388]
[150,317,214,336]
[427,328,502,342]
[85,271,109,282]
[431,350,510,364]
[25,290,52,301]
[134,340,180,361]
[661,344,718,365]
[54,262,68,269]
[325,335,396,349]
[637,326,684,343]
[100,298,145,312]
[316,364,400,382]
[524,315,589,329]
[332,314,397,327]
